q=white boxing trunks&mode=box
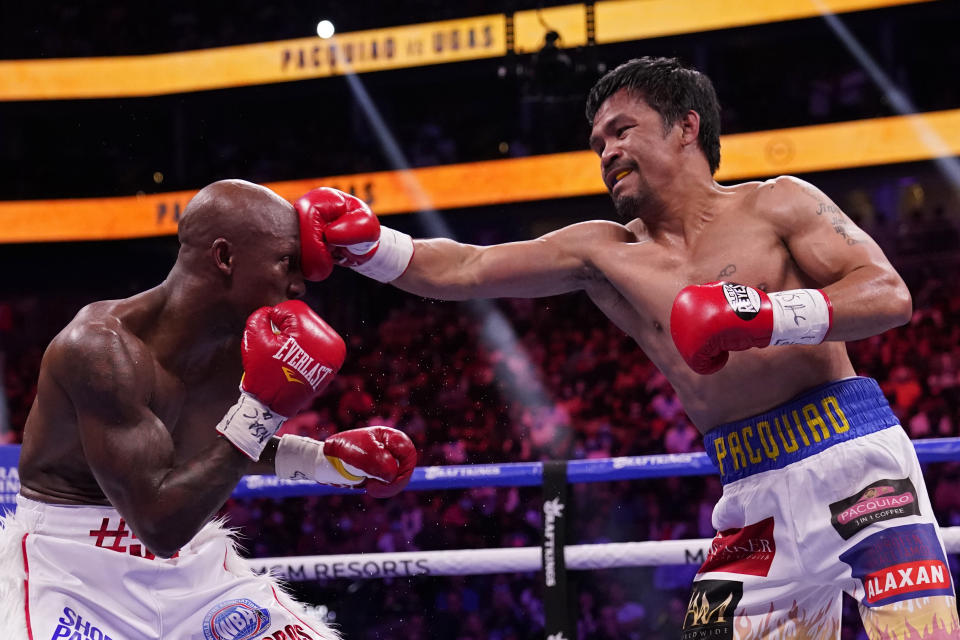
[0,495,340,640]
[688,377,959,640]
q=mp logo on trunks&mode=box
[722,284,762,321]
[51,606,114,640]
[840,523,953,607]
[829,477,920,540]
[681,579,743,640]
[698,517,775,577]
[202,599,271,640]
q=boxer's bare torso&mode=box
[18,287,246,507]
[392,90,909,432]
[16,180,303,556]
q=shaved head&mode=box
[178,179,296,249]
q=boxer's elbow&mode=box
[876,268,912,328]
[129,516,194,559]
[888,280,913,328]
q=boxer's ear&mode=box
[211,237,234,275]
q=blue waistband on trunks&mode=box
[704,377,899,484]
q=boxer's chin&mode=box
[612,193,644,222]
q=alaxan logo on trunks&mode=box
[863,560,951,605]
[272,337,334,391]
[543,497,565,588]
[830,477,920,539]
[202,599,271,640]
[51,606,114,640]
[840,523,955,607]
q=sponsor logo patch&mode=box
[51,606,115,640]
[256,624,316,640]
[698,517,775,577]
[682,579,743,640]
[839,523,953,607]
[829,477,919,540]
[203,599,271,640]
[721,283,762,321]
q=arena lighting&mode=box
[332,41,560,417]
[316,20,335,39]
[815,0,960,191]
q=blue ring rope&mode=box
[2,438,958,500]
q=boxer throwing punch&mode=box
[294,58,959,638]
[0,180,416,640]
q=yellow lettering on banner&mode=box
[0,15,506,100]
[822,396,851,434]
[714,438,727,475]
[741,426,763,464]
[757,421,780,461]
[774,415,800,453]
[727,432,747,471]
[803,404,831,442]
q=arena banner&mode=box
[2,109,958,244]
[594,0,932,44]
[0,14,507,100]
[0,0,929,100]
[0,445,20,516]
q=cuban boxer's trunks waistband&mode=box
[704,377,899,484]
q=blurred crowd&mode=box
[3,263,960,639]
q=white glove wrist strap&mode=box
[351,226,414,283]
[275,434,368,485]
[768,288,832,346]
[215,392,287,461]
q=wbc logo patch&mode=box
[839,523,953,607]
[202,599,271,640]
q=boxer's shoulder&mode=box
[46,301,154,406]
[544,219,641,250]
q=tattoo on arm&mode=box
[802,185,859,246]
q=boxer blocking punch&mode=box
[0,179,416,640]
[295,57,958,638]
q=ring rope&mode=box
[248,528,960,581]
[232,437,960,498]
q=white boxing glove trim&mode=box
[275,434,385,485]
[768,288,831,346]
[215,392,287,461]
[351,226,414,283]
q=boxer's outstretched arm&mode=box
[55,325,253,558]
[770,177,912,341]
[394,221,620,300]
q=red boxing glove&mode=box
[670,282,832,375]
[295,187,414,283]
[241,300,346,417]
[217,300,345,460]
[275,427,417,498]
[323,426,417,498]
[295,188,381,279]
